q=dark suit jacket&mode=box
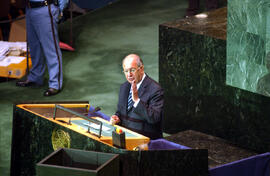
[115,75,164,139]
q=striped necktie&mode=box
[127,91,133,111]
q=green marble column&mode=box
[227,0,270,96]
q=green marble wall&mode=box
[227,0,270,96]
[159,19,270,153]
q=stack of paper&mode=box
[0,41,27,59]
[0,56,25,67]
[0,45,9,61]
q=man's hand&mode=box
[110,115,120,125]
[131,80,139,102]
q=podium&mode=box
[36,148,120,176]
[11,101,208,176]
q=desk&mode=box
[11,101,208,176]
[16,103,149,150]
[0,41,31,78]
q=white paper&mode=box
[0,41,27,52]
[0,56,25,67]
[0,41,27,59]
[83,122,110,131]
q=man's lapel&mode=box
[138,75,149,98]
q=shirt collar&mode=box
[137,73,146,89]
[130,73,146,92]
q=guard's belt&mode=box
[27,0,58,8]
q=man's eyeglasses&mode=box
[123,67,141,74]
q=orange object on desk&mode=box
[116,127,123,134]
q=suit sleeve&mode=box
[115,85,123,120]
[133,86,164,124]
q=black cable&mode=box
[69,0,73,47]
[26,39,29,76]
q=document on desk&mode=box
[0,56,25,67]
[0,41,27,52]
[0,45,9,60]
[83,122,110,131]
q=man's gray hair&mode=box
[136,56,144,67]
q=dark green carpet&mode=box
[0,0,187,175]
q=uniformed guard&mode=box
[16,0,69,96]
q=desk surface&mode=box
[165,130,258,168]
[161,7,227,40]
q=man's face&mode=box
[123,57,144,84]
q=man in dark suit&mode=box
[110,54,164,139]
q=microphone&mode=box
[93,106,101,113]
[88,106,102,119]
